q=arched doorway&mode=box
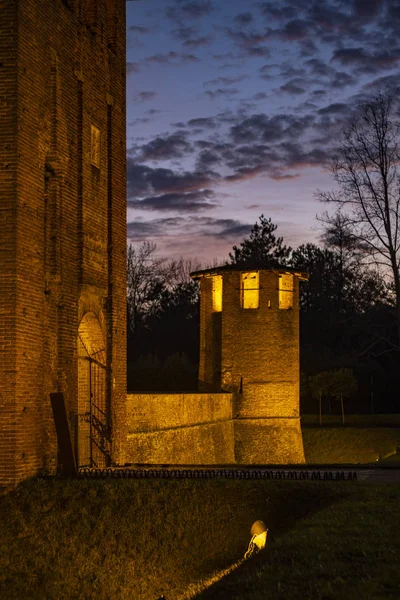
[77,312,110,468]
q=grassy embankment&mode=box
[1,478,400,599]
[302,415,400,464]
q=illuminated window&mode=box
[212,275,222,312]
[241,272,259,309]
[279,273,293,309]
[91,125,100,168]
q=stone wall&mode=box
[126,393,235,464]
[234,418,305,464]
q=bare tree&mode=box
[317,90,400,340]
[126,243,201,334]
[126,241,171,333]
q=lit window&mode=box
[241,272,259,309]
[91,125,100,168]
[279,273,293,309]
[212,275,222,312]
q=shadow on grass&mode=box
[190,482,347,599]
[0,479,353,600]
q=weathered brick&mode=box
[0,0,126,487]
[193,266,307,464]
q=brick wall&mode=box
[193,267,305,464]
[234,419,305,464]
[127,392,233,432]
[126,393,235,464]
[0,0,18,485]
[0,0,126,486]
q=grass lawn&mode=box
[302,427,400,464]
[0,478,399,599]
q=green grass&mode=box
[0,479,399,599]
[303,427,400,463]
[301,414,400,427]
[197,483,400,599]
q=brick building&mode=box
[191,265,307,464]
[0,0,126,487]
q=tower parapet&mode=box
[192,264,308,464]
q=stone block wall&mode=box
[126,393,235,464]
[234,418,305,464]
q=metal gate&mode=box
[77,354,112,468]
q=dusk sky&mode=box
[126,0,400,263]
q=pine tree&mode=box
[229,215,291,266]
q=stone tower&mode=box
[0,0,126,487]
[192,265,307,464]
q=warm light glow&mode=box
[241,272,259,309]
[279,273,293,309]
[212,275,222,312]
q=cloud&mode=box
[128,189,218,212]
[352,0,384,21]
[304,58,333,77]
[331,47,400,72]
[131,132,192,161]
[126,216,252,253]
[171,26,198,41]
[362,73,400,92]
[187,116,217,129]
[278,18,311,41]
[253,92,268,101]
[128,25,151,34]
[229,113,313,145]
[183,35,213,47]
[127,160,219,198]
[145,51,200,65]
[196,148,222,169]
[166,1,214,22]
[204,75,248,87]
[226,28,271,57]
[127,217,185,241]
[258,2,298,21]
[205,88,240,99]
[127,62,140,76]
[133,91,158,103]
[199,217,252,239]
[317,102,349,115]
[279,80,306,94]
[234,12,253,25]
[128,117,152,127]
[330,70,357,88]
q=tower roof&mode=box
[190,263,308,280]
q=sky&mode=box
[125,0,400,264]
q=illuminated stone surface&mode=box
[192,265,308,464]
[126,266,308,466]
[0,0,126,486]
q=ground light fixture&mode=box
[173,520,269,599]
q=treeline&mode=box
[126,242,200,391]
[127,90,400,412]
